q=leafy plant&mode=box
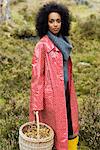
[77,14,100,39]
[79,95,100,150]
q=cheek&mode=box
[48,24,53,30]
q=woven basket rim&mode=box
[19,121,54,143]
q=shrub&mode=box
[0,29,35,149]
[77,14,100,39]
[12,24,36,38]
[79,95,100,150]
[10,0,26,5]
[0,98,28,150]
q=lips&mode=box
[53,28,59,31]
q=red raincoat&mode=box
[29,35,79,150]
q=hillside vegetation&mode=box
[0,0,100,149]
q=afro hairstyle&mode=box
[35,2,71,38]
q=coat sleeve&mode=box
[30,42,45,111]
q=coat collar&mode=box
[41,35,60,53]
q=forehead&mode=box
[48,12,61,20]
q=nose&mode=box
[54,21,58,27]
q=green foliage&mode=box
[0,31,35,150]
[77,14,100,39]
[12,24,36,38]
[79,96,100,150]
[10,0,26,5]
[0,98,28,150]
[70,11,100,150]
[0,34,34,99]
[11,11,25,25]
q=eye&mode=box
[57,19,61,23]
[49,20,54,23]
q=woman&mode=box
[29,2,79,150]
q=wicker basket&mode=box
[19,112,54,150]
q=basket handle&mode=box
[35,111,40,139]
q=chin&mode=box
[52,31,59,35]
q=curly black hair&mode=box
[36,2,71,38]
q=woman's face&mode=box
[48,12,61,35]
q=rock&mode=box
[77,62,91,67]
